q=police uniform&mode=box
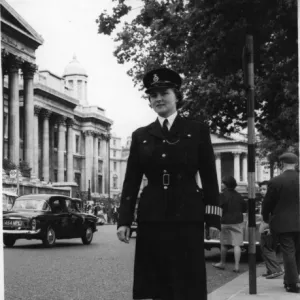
[262,152,300,292]
[118,68,221,300]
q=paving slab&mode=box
[208,264,300,300]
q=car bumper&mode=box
[3,229,41,235]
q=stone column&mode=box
[33,106,41,179]
[84,130,94,191]
[215,152,222,191]
[57,116,66,182]
[233,152,241,183]
[242,153,248,182]
[8,59,20,164]
[66,119,74,182]
[41,109,51,182]
[49,117,55,182]
[22,62,36,171]
[2,53,9,158]
[93,133,99,193]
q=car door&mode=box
[50,197,72,238]
[65,199,84,237]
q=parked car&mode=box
[3,194,98,248]
[204,213,262,256]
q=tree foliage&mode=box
[96,0,298,148]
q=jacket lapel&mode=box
[169,115,187,139]
[148,119,164,139]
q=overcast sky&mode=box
[7,0,156,143]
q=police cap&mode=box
[279,152,298,164]
[143,68,182,94]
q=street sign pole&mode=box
[243,34,257,294]
[16,168,19,196]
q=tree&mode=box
[96,0,298,143]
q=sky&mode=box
[7,0,156,144]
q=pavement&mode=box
[208,263,300,300]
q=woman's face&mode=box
[221,182,226,191]
[149,88,178,118]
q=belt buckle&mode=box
[163,174,170,186]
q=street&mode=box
[4,225,253,300]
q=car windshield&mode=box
[12,199,50,211]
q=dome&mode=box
[63,54,87,77]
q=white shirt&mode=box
[157,111,178,130]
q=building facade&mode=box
[1,0,113,197]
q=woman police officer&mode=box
[117,68,221,300]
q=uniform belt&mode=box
[148,173,194,187]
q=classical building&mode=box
[109,132,269,197]
[1,0,113,197]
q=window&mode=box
[98,140,101,156]
[75,135,80,153]
[113,139,116,146]
[54,131,58,148]
[113,150,116,157]
[98,161,103,173]
[113,175,118,189]
[113,162,117,171]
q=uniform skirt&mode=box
[133,222,207,300]
[220,223,244,246]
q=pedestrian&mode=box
[262,152,300,293]
[258,180,284,279]
[116,67,221,300]
[212,175,247,273]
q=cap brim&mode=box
[145,83,179,94]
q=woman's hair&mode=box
[222,175,237,189]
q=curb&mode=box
[208,263,265,300]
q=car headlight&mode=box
[31,219,37,230]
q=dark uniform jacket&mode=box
[262,169,300,233]
[118,115,221,230]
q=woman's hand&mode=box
[117,226,131,243]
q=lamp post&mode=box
[243,34,257,295]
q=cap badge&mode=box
[153,74,159,83]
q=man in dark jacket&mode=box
[262,152,300,293]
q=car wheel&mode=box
[3,236,16,247]
[82,225,93,245]
[42,226,56,247]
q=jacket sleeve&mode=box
[261,180,278,223]
[117,131,143,228]
[198,125,221,230]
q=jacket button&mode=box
[163,140,166,143]
[162,154,166,158]
[163,170,167,173]
[164,186,168,190]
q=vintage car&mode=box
[204,213,262,256]
[3,194,98,248]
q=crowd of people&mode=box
[83,202,120,224]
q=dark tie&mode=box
[162,119,169,137]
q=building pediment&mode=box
[1,0,43,63]
[211,134,235,144]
